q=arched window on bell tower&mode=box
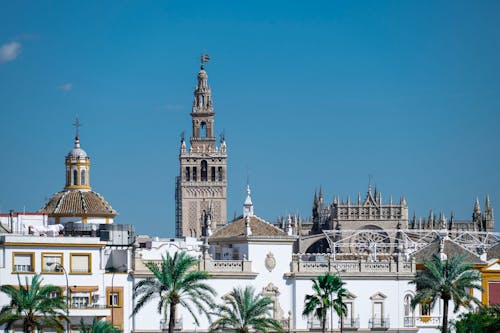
[201,160,208,181]
[73,169,78,186]
[200,122,207,138]
[81,169,86,185]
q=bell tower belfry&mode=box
[175,55,227,238]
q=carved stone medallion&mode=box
[265,252,276,272]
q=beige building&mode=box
[175,56,227,238]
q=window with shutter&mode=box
[13,253,34,272]
[70,253,91,274]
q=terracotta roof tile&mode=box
[40,190,117,216]
[411,238,485,264]
[210,215,288,238]
[487,243,500,260]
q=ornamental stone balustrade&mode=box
[133,257,255,278]
[290,254,416,276]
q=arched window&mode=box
[403,294,415,327]
[211,167,216,181]
[200,122,207,138]
[192,167,197,181]
[73,169,78,185]
[81,169,86,185]
[217,167,223,181]
[404,294,413,317]
[201,160,208,181]
[66,170,70,185]
[185,167,190,181]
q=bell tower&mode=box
[175,54,227,238]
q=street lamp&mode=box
[47,262,69,333]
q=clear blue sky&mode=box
[1,1,499,235]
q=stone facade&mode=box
[175,58,227,238]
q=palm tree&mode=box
[80,318,122,333]
[303,273,347,333]
[0,274,68,333]
[209,286,284,333]
[132,251,216,333]
[410,253,482,333]
[332,287,348,333]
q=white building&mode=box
[0,132,135,332]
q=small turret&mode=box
[243,184,254,218]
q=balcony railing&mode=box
[368,317,390,329]
[291,254,415,274]
[404,316,415,327]
[69,303,108,309]
[342,317,360,329]
[307,318,329,329]
[405,316,442,327]
[161,317,183,330]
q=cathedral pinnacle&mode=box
[485,195,491,211]
[474,197,481,213]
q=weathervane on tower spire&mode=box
[200,53,210,69]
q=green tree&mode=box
[332,287,348,333]
[80,318,122,333]
[0,274,68,333]
[451,305,500,333]
[132,251,216,333]
[303,273,347,333]
[209,286,284,333]
[410,254,482,333]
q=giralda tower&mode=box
[175,55,227,238]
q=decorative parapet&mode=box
[133,257,256,278]
[199,258,252,272]
[290,254,416,276]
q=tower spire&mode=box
[176,57,227,238]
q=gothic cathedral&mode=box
[175,56,227,238]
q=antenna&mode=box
[73,116,82,137]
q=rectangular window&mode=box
[71,294,90,308]
[70,253,91,274]
[218,167,223,181]
[109,292,119,307]
[13,252,34,273]
[420,301,431,316]
[42,253,63,273]
[192,167,197,181]
[185,167,190,181]
[47,291,61,299]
